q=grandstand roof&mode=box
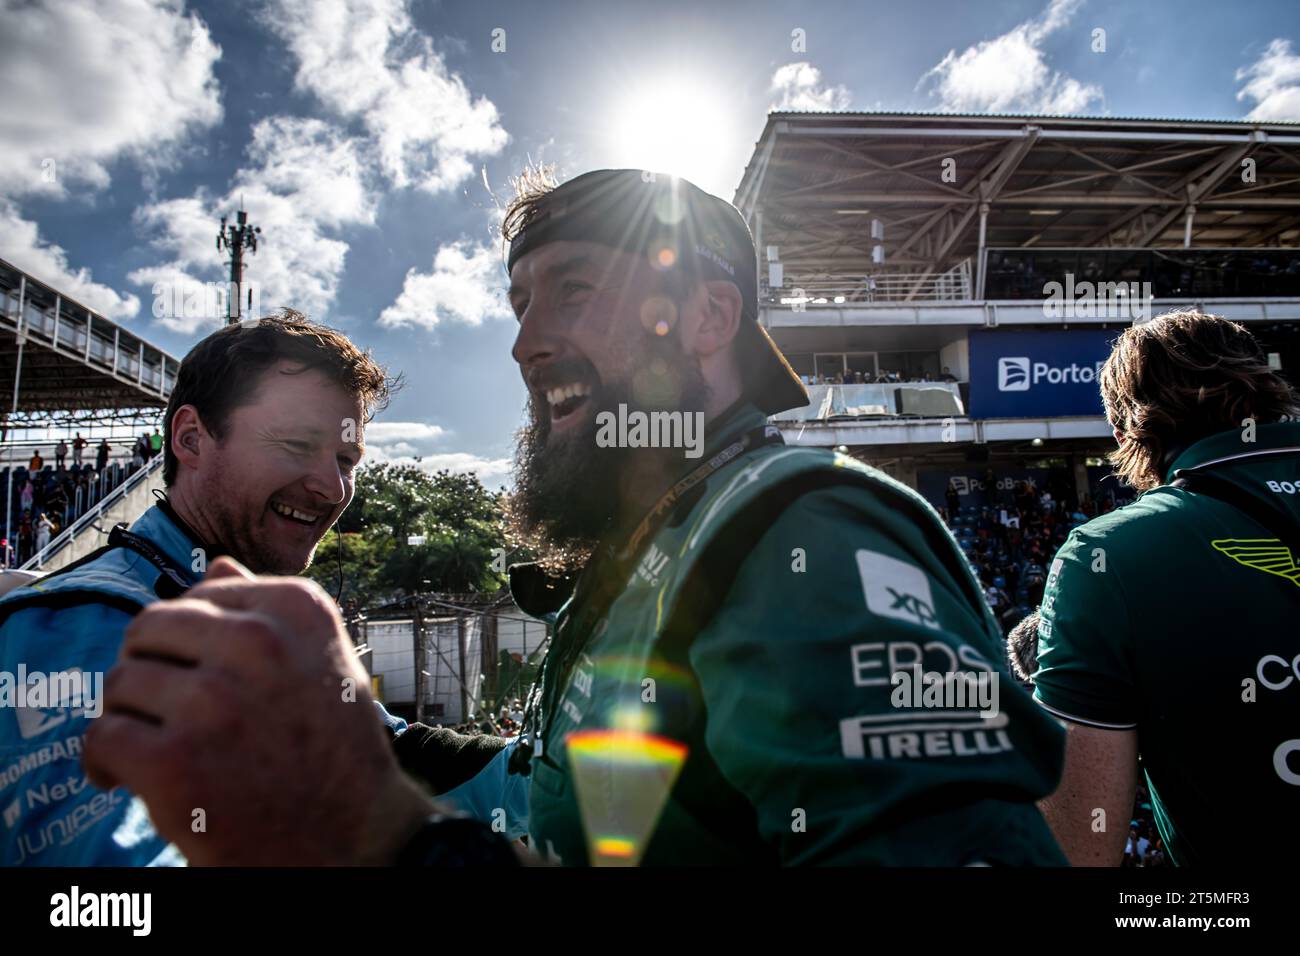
[0,258,178,427]
[734,112,1300,294]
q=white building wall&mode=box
[364,612,549,723]
[939,337,969,380]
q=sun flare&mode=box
[606,77,736,195]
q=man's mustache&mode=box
[526,359,599,395]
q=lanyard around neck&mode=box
[619,423,784,565]
[509,422,784,776]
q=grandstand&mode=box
[733,112,1300,513]
[0,256,179,571]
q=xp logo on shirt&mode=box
[997,358,1031,392]
[856,550,940,630]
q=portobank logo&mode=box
[998,357,1031,392]
[997,356,1103,392]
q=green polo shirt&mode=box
[524,402,1067,865]
[1034,421,1300,865]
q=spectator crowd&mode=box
[801,365,961,386]
[938,469,1130,635]
[955,468,1168,867]
[427,699,527,738]
[2,429,164,567]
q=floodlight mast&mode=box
[215,206,262,325]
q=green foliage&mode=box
[308,463,507,606]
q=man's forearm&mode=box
[390,724,511,794]
[1038,720,1138,866]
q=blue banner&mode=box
[918,468,1047,509]
[968,328,1121,419]
[917,466,1136,512]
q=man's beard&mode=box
[206,496,318,575]
[193,464,320,575]
[506,333,710,574]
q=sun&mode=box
[605,76,738,197]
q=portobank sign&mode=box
[997,357,1106,392]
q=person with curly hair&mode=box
[1034,310,1300,866]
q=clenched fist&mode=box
[83,556,433,865]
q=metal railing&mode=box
[0,266,177,400]
[982,247,1300,300]
[771,382,965,421]
[764,259,972,307]
[20,453,164,570]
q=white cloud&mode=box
[0,0,222,198]
[401,452,514,489]
[378,240,512,329]
[1237,38,1300,121]
[130,117,376,334]
[261,0,509,193]
[361,416,510,487]
[0,200,140,319]
[123,0,513,335]
[0,0,222,322]
[918,0,1102,115]
[366,446,513,489]
[769,63,852,112]
[366,421,448,443]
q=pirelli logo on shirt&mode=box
[840,711,1013,761]
[848,552,1015,761]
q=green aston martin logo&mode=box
[1211,539,1300,588]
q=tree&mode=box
[308,464,507,607]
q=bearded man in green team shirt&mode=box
[85,168,1068,866]
[1036,310,1300,866]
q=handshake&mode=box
[83,557,443,866]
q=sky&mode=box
[2,0,1298,488]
